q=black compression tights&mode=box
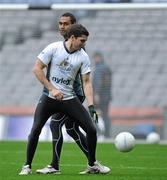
[25,95,97,168]
[50,113,88,169]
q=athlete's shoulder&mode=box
[39,41,63,58]
[79,48,89,58]
[46,41,63,49]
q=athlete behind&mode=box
[19,24,110,175]
[36,13,92,174]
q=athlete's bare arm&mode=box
[82,73,94,106]
[33,58,63,100]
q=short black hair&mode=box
[61,12,77,24]
[67,24,89,39]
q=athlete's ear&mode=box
[71,35,76,40]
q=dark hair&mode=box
[61,12,77,24]
[67,24,89,39]
[94,51,103,58]
[93,51,104,61]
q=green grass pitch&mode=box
[0,141,167,180]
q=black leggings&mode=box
[25,94,97,168]
[50,112,88,169]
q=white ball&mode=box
[146,132,160,144]
[114,132,135,152]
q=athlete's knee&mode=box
[50,119,61,133]
[66,128,78,140]
[65,122,81,139]
[66,128,73,136]
[29,126,42,139]
[50,120,56,131]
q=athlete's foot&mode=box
[36,165,61,174]
[19,165,32,175]
[79,161,111,174]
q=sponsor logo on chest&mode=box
[52,77,71,85]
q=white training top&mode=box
[37,41,91,100]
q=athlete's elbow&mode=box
[32,66,39,76]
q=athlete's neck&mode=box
[65,40,76,53]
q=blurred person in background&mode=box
[92,52,112,138]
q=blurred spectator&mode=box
[92,52,112,138]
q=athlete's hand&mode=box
[50,88,64,101]
[88,105,98,123]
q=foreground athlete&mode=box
[36,12,90,174]
[19,24,110,175]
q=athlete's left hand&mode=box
[88,105,98,123]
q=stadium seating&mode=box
[0,9,167,110]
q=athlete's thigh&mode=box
[34,94,60,128]
[63,98,94,132]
